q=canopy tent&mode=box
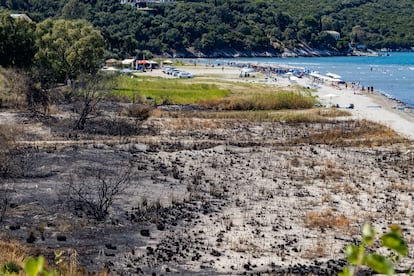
[105,58,120,65]
[241,68,255,73]
[121,58,135,66]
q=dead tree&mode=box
[0,125,16,222]
[73,72,116,130]
[0,181,13,222]
[63,163,132,221]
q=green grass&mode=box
[112,75,229,104]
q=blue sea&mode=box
[197,52,414,108]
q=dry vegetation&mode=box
[0,69,413,275]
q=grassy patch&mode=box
[112,75,229,104]
[199,89,317,110]
[294,119,407,146]
[304,209,352,231]
[158,108,351,123]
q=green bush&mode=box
[340,223,408,276]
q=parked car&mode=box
[178,71,194,78]
[171,70,181,76]
[162,66,173,73]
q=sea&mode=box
[191,52,414,108]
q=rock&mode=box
[93,143,109,150]
[105,243,117,250]
[133,144,147,152]
[140,229,150,237]
[211,249,221,257]
[9,225,20,231]
[146,246,154,255]
[26,232,36,243]
[156,223,165,231]
[57,235,67,242]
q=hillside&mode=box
[1,0,414,58]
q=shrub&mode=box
[340,223,408,276]
[199,90,316,110]
[125,104,152,121]
[304,209,351,231]
[63,163,132,221]
[0,68,29,109]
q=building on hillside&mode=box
[121,0,175,5]
[323,30,340,40]
[10,13,33,22]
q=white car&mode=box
[178,72,194,78]
[171,70,181,76]
[162,66,173,73]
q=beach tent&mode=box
[163,59,173,64]
[105,58,120,65]
[148,60,159,69]
[241,68,255,73]
[121,58,135,68]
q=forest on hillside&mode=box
[1,0,414,58]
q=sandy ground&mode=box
[140,65,414,140]
[298,77,414,140]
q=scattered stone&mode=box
[105,243,117,250]
[9,225,20,231]
[56,235,67,242]
[26,232,36,243]
[140,229,150,237]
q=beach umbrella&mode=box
[321,93,338,105]
[326,72,342,79]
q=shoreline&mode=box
[295,76,414,140]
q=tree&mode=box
[61,0,90,20]
[0,13,37,68]
[72,72,116,130]
[35,19,105,83]
[63,162,133,221]
[0,124,16,222]
[297,16,320,43]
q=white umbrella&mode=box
[321,93,338,105]
[322,93,338,98]
[326,72,342,79]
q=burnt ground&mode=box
[1,110,414,275]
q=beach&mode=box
[143,65,414,140]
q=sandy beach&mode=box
[143,65,414,140]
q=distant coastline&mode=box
[170,47,413,59]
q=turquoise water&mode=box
[202,53,414,107]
